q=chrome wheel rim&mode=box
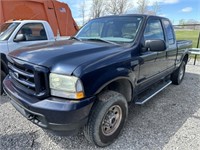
[101,105,122,136]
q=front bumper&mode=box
[3,76,95,135]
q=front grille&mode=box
[8,58,49,99]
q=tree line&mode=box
[79,0,161,25]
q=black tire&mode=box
[0,70,6,95]
[171,61,186,85]
[83,90,128,147]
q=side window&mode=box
[144,19,164,41]
[16,23,47,41]
[163,20,175,44]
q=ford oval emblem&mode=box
[14,72,19,78]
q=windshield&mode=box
[0,23,20,41]
[76,16,143,45]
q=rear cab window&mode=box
[162,19,175,45]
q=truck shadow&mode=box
[46,71,200,149]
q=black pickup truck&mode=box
[3,15,192,147]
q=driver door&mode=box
[138,18,167,91]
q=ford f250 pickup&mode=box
[3,15,192,147]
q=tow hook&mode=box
[27,114,40,124]
[28,114,34,120]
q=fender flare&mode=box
[95,76,134,95]
[176,50,189,68]
[91,66,138,102]
[181,52,189,63]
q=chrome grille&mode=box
[8,58,49,99]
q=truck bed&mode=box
[177,40,192,49]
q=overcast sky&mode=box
[59,0,200,25]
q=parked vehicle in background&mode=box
[3,15,192,147]
[0,0,79,94]
[0,20,69,94]
[0,0,78,36]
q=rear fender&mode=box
[176,49,189,68]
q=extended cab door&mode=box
[8,23,49,51]
[162,19,177,69]
[138,18,167,90]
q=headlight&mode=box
[49,73,84,99]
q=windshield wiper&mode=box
[69,36,82,41]
[86,38,119,45]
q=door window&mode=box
[144,19,164,41]
[15,23,47,41]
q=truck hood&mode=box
[9,40,121,75]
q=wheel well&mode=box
[183,54,189,64]
[100,79,133,102]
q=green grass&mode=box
[175,30,200,48]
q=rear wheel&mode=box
[83,90,128,147]
[171,61,186,85]
[0,70,6,95]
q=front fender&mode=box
[95,75,132,95]
[81,66,138,97]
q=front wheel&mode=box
[83,90,128,147]
[171,61,186,85]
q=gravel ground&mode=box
[0,60,200,150]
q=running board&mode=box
[135,80,172,105]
